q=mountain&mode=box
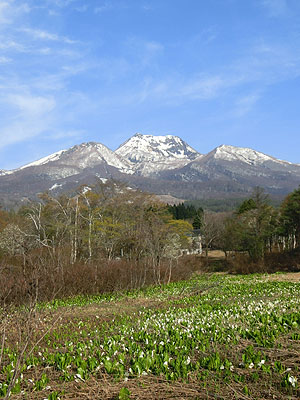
[115,133,200,176]
[0,142,134,207]
[0,134,300,206]
[208,144,298,168]
[15,142,133,179]
[158,144,300,194]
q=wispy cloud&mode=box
[7,93,56,116]
[0,1,11,24]
[93,35,300,111]
[20,27,78,44]
[142,3,153,12]
[261,0,289,17]
[124,37,164,68]
[0,92,56,149]
[179,75,228,100]
[75,4,88,12]
[0,0,299,163]
[21,27,60,41]
[0,0,30,26]
[47,129,85,140]
[94,1,130,15]
[0,55,11,63]
[93,74,228,108]
[0,37,26,52]
[46,0,79,8]
[233,93,261,117]
[61,62,91,75]
[233,41,300,84]
[0,79,91,150]
[94,1,112,14]
[0,1,91,150]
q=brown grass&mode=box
[263,272,300,283]
[204,250,226,259]
[223,247,300,275]
[11,375,262,400]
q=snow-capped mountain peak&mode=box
[116,133,200,162]
[115,133,201,176]
[212,144,288,166]
[16,142,133,175]
[1,133,299,206]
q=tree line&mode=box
[1,183,299,264]
[0,181,299,305]
[210,186,300,262]
[167,203,203,229]
[0,182,195,288]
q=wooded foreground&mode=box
[0,182,299,306]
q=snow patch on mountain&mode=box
[49,183,63,191]
[0,170,11,176]
[95,176,108,183]
[81,186,92,194]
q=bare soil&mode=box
[263,272,300,283]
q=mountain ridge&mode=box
[0,133,299,206]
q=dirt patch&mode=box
[52,297,166,322]
[13,373,297,400]
[264,272,300,283]
[202,250,226,259]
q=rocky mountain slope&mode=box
[0,134,299,206]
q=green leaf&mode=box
[118,387,131,400]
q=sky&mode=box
[0,0,300,170]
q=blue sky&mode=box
[0,0,300,169]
